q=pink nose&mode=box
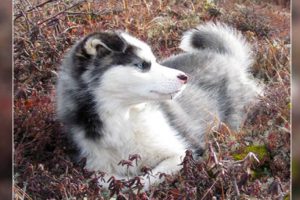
[177,74,188,84]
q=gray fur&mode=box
[161,23,261,136]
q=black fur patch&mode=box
[83,32,127,55]
[191,31,227,54]
[93,32,127,52]
[60,88,103,140]
[87,45,151,81]
[70,32,127,78]
[74,91,103,139]
[194,148,204,157]
[218,78,234,123]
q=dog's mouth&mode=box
[150,89,182,100]
[150,90,180,95]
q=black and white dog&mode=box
[57,22,261,189]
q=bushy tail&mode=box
[180,22,253,69]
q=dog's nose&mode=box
[177,74,188,84]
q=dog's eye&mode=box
[134,61,151,71]
[134,62,144,69]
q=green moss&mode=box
[203,0,216,10]
[292,159,299,180]
[233,145,271,179]
[232,145,269,161]
[251,166,271,178]
[284,193,290,200]
[288,102,291,110]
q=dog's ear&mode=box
[81,32,127,57]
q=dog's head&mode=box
[69,31,188,105]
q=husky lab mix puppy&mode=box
[57,22,261,189]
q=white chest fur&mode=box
[76,103,187,178]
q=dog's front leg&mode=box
[143,154,183,190]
